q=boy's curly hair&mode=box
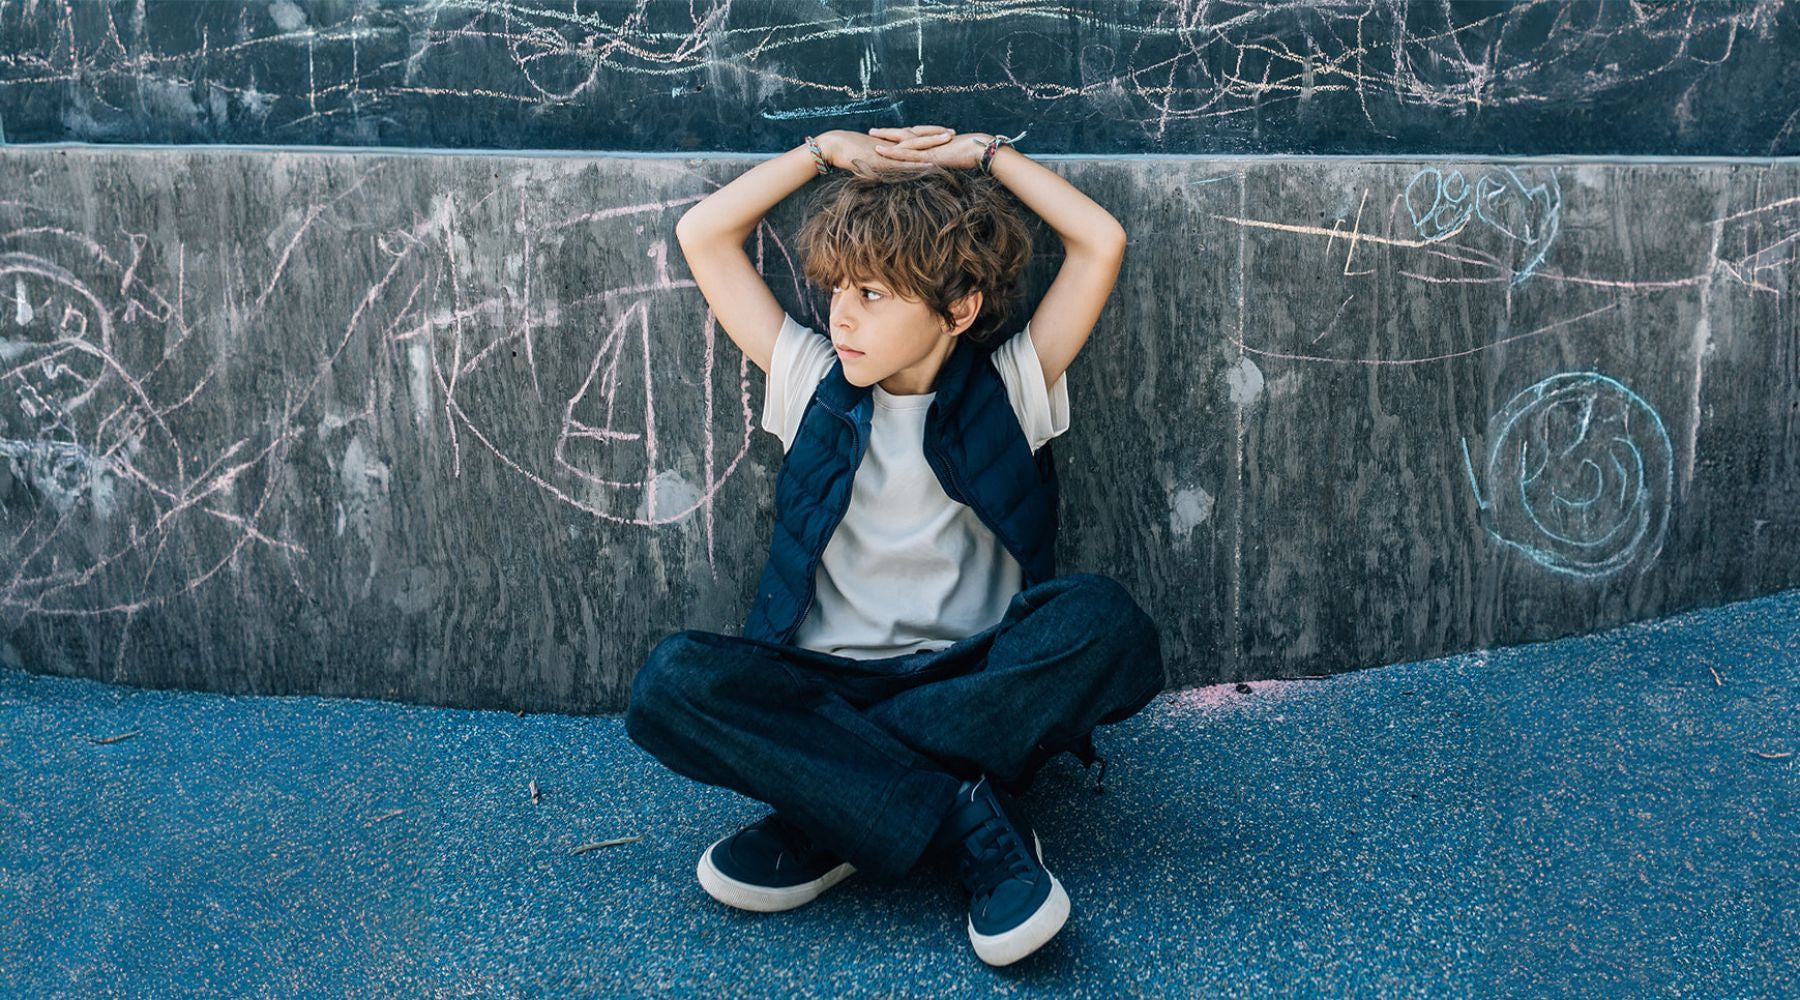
[795,158,1034,349]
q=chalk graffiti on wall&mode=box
[1215,165,1574,368]
[0,218,303,687]
[0,163,789,667]
[372,173,772,572]
[1195,161,1790,580]
[1459,372,1673,579]
[0,254,139,522]
[1402,166,1561,286]
[1219,166,1795,368]
[0,2,1787,155]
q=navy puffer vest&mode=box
[742,332,1059,646]
[739,330,1108,795]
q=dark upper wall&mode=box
[2,0,1796,156]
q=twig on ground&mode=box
[572,836,642,854]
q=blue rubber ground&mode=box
[3,588,1795,997]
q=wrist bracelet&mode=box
[979,129,1027,174]
[804,135,832,175]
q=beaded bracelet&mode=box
[979,129,1027,174]
[804,134,831,175]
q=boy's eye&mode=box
[832,284,882,301]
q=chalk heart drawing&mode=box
[1404,166,1562,285]
[1460,372,1673,579]
[0,251,154,523]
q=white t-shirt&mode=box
[759,312,1071,660]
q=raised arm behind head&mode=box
[674,130,952,374]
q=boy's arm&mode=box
[675,138,838,375]
[984,145,1128,394]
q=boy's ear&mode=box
[946,289,983,336]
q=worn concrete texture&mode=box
[0,144,1796,712]
[1,585,1793,996]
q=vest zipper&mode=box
[924,435,972,509]
[786,408,864,643]
[926,433,1035,584]
[791,593,812,637]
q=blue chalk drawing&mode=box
[1460,372,1672,579]
[1403,167,1476,241]
[1405,166,1561,285]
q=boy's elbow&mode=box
[1075,224,1127,258]
[674,207,713,243]
[1075,218,1127,254]
[675,212,741,251]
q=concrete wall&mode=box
[1,144,1795,711]
[2,1,1795,157]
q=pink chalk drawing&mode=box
[0,157,818,682]
[1162,677,1317,716]
[0,211,306,681]
[373,171,810,578]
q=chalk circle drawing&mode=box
[1404,166,1561,285]
[0,217,310,635]
[0,251,157,524]
[1460,372,1672,579]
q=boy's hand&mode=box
[867,125,990,171]
[821,128,950,174]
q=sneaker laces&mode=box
[764,812,824,870]
[954,805,1037,902]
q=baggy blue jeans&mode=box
[623,572,1166,881]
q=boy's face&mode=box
[827,273,973,396]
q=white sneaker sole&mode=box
[968,830,1069,966]
[696,833,857,912]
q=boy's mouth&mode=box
[836,346,864,358]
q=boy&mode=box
[625,125,1164,967]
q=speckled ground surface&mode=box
[3,588,1795,997]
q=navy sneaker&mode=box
[696,811,856,912]
[931,774,1070,965]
